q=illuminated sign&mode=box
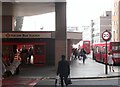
[1,33,52,38]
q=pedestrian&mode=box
[75,48,78,60]
[57,55,70,87]
[21,45,28,64]
[78,48,81,60]
[28,46,33,64]
[108,51,114,72]
[80,48,87,64]
[14,51,21,75]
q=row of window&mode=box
[94,45,120,54]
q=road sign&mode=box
[102,30,112,75]
[102,30,111,41]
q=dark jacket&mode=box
[57,59,70,77]
[80,49,86,56]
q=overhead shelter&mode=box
[2,0,67,68]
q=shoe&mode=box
[112,69,114,72]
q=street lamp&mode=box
[91,20,94,60]
[91,20,94,48]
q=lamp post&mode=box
[91,20,94,46]
[91,20,94,60]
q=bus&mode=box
[93,42,120,65]
[79,40,91,54]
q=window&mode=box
[112,45,120,52]
[95,46,101,53]
[84,41,90,44]
[101,46,106,53]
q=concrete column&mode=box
[0,2,1,32]
[55,2,67,68]
[0,2,2,86]
[2,2,13,31]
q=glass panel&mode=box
[84,41,89,44]
[112,46,120,51]
[101,46,106,53]
[96,46,100,53]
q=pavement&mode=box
[2,56,120,87]
[70,58,120,79]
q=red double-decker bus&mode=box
[79,40,91,54]
[93,42,120,65]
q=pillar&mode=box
[2,2,13,31]
[55,2,67,69]
[0,2,2,86]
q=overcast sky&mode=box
[67,0,113,27]
[22,0,114,31]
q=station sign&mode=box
[1,32,52,38]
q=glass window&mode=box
[112,46,120,51]
[93,46,97,53]
[96,46,100,53]
[84,41,90,44]
[101,46,106,53]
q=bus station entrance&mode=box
[2,31,82,66]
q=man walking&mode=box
[80,48,87,64]
[57,55,70,87]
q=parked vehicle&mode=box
[93,42,120,65]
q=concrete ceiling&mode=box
[1,0,66,2]
[1,0,66,16]
[13,2,55,16]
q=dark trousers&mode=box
[28,55,31,64]
[60,76,68,87]
[83,55,86,64]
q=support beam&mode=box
[55,2,67,69]
[2,2,14,31]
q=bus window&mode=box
[101,46,106,54]
[112,46,115,51]
[84,41,89,44]
[112,45,120,52]
[111,46,113,50]
[94,46,100,53]
[115,46,118,51]
[93,46,97,53]
[112,46,118,51]
[96,46,100,53]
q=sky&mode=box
[67,0,113,26]
[22,0,114,31]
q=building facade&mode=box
[93,11,112,44]
[112,0,120,41]
[100,11,112,42]
[82,25,91,41]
